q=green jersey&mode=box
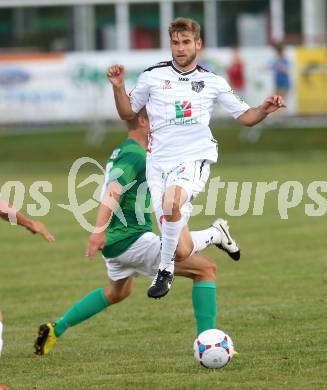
[102,139,152,258]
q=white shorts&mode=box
[146,160,211,228]
[103,232,161,281]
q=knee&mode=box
[195,260,217,282]
[163,199,181,221]
[175,245,192,261]
[104,286,131,305]
[163,187,186,221]
[208,261,217,279]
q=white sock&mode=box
[0,321,3,356]
[190,227,221,255]
[159,218,185,273]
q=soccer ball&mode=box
[193,329,236,369]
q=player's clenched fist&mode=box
[107,65,125,87]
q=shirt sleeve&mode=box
[129,71,150,114]
[216,76,250,119]
[108,153,145,187]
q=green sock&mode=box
[192,281,217,336]
[54,288,109,337]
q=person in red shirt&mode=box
[226,48,245,96]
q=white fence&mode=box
[0,47,299,124]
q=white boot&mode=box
[212,218,241,261]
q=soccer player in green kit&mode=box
[34,108,239,355]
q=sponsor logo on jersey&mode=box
[169,100,198,125]
[169,118,198,125]
[179,77,189,81]
[175,100,192,118]
[163,80,172,89]
[191,80,205,93]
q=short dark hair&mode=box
[169,17,201,40]
[126,107,148,131]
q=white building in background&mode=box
[0,0,326,52]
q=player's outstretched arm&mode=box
[86,181,122,258]
[107,65,136,120]
[0,197,54,242]
[238,95,286,126]
[22,218,55,242]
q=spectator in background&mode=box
[242,44,290,143]
[271,43,291,99]
[226,47,245,97]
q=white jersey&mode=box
[129,60,250,166]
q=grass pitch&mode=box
[0,126,326,389]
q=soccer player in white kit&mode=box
[108,17,286,299]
